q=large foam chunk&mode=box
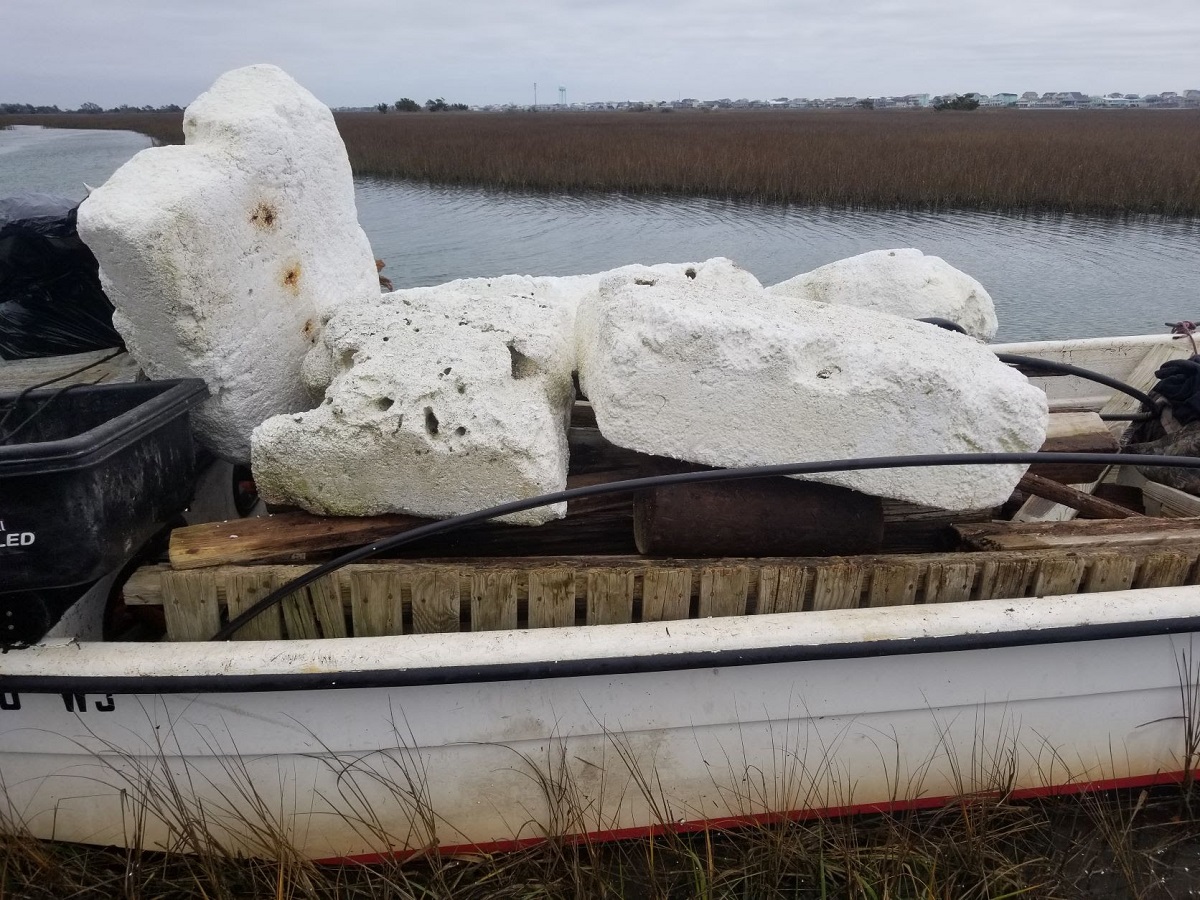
[77,65,380,462]
[577,266,1046,510]
[252,287,576,525]
[767,248,998,341]
[301,259,741,401]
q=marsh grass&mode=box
[4,662,1200,897]
[3,109,1198,216]
[0,112,183,146]
[3,787,1199,898]
[4,704,1200,899]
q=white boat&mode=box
[2,332,1200,862]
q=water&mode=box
[4,125,1198,343]
[359,182,1200,342]
[0,125,152,200]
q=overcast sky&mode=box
[5,0,1198,108]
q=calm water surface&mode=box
[4,125,1197,343]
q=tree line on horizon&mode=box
[377,97,469,113]
[0,102,184,115]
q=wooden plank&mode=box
[1031,557,1087,596]
[878,500,993,554]
[0,348,138,391]
[1016,473,1140,519]
[586,569,636,625]
[161,570,221,642]
[1044,411,1112,442]
[976,559,1034,601]
[348,570,404,637]
[280,577,322,641]
[699,566,750,618]
[641,569,692,622]
[757,566,808,614]
[128,537,1200,632]
[528,569,576,628]
[306,575,347,639]
[1013,340,1186,523]
[866,564,919,608]
[470,571,519,632]
[1134,551,1197,589]
[1012,492,1089,524]
[811,563,864,611]
[1083,555,1138,593]
[410,567,462,633]
[225,571,283,641]
[169,511,428,570]
[1141,480,1200,518]
[924,562,977,604]
[1032,412,1120,483]
[957,517,1200,551]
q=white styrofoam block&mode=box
[254,287,578,525]
[578,268,1046,510]
[767,248,999,341]
[302,258,747,400]
[77,64,380,462]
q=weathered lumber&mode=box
[1014,341,1186,522]
[0,348,138,391]
[129,540,1200,640]
[699,566,750,617]
[1029,412,1120,483]
[1115,467,1200,518]
[471,571,519,632]
[586,569,636,625]
[527,569,575,628]
[170,505,637,569]
[1016,473,1141,519]
[956,516,1200,551]
[170,510,430,569]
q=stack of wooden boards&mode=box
[119,407,1200,642]
[125,516,1200,641]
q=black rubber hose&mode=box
[211,450,1200,640]
[993,352,1159,411]
[918,323,1158,422]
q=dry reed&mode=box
[3,788,1198,898]
[3,109,1199,216]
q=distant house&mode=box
[983,92,1019,106]
[1056,91,1091,107]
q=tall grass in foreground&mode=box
[4,109,1199,216]
[2,788,1198,898]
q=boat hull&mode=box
[2,587,1199,860]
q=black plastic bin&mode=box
[0,379,209,600]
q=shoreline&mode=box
[4,109,1199,218]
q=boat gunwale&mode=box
[4,586,1200,694]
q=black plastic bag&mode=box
[0,194,124,359]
